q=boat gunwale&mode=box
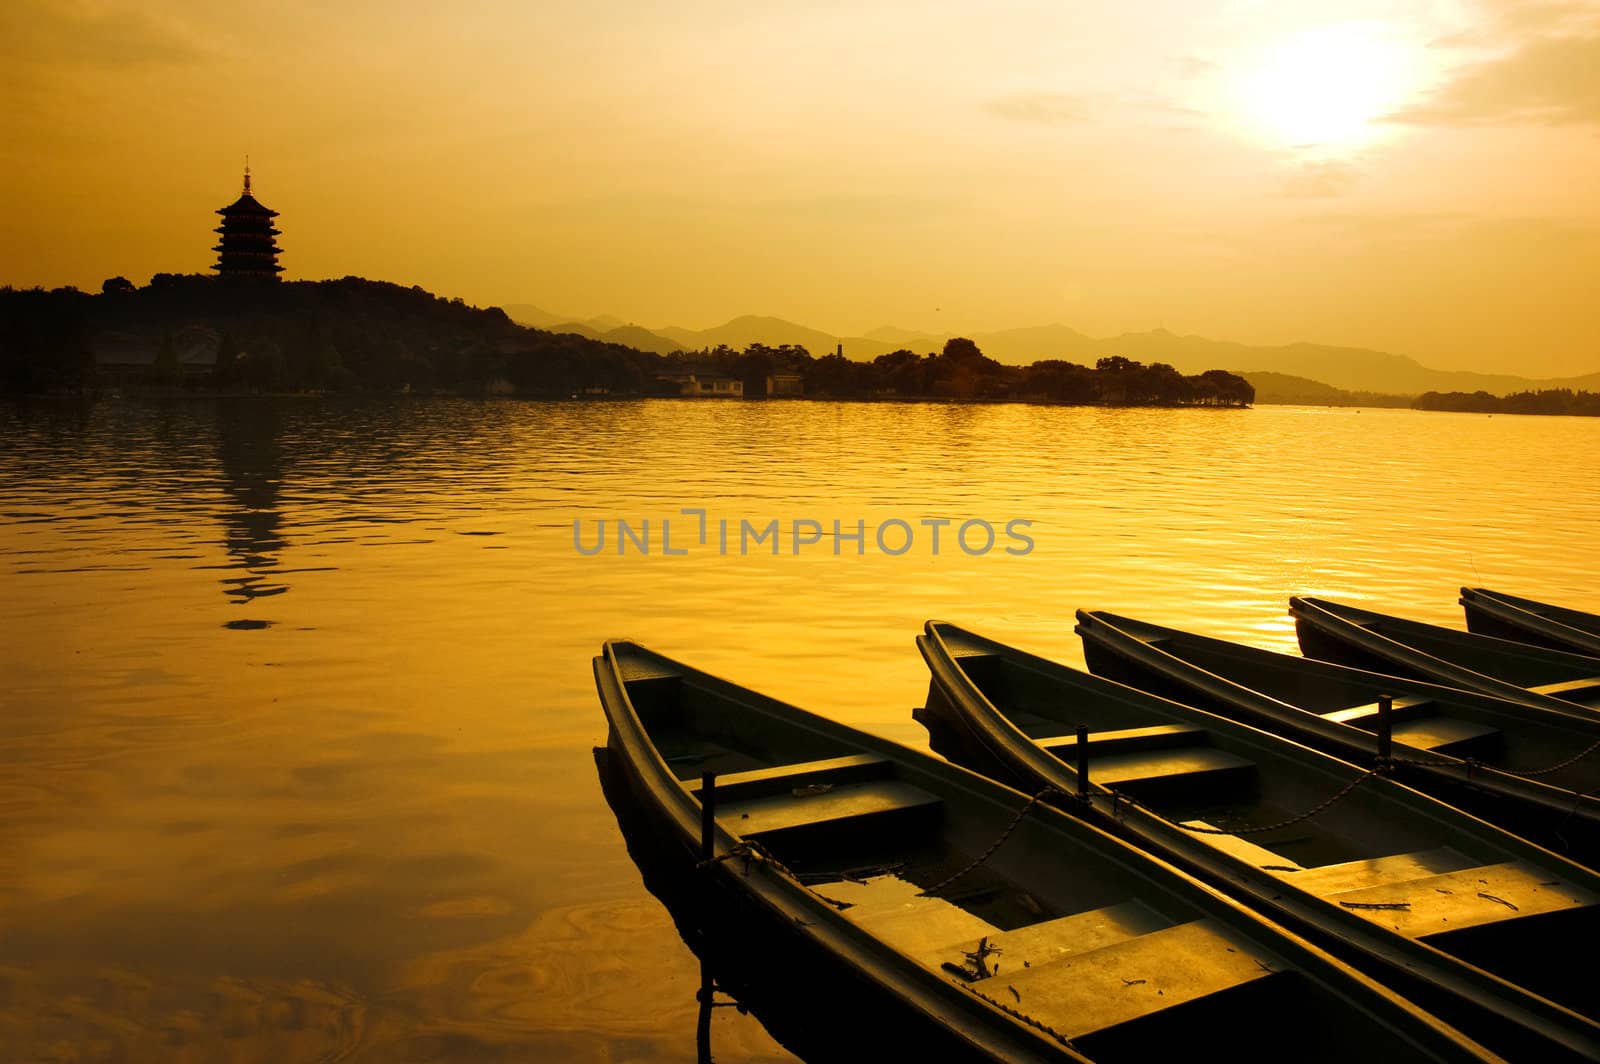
[1290,595,1600,719]
[1461,587,1600,657]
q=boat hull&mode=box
[1290,595,1600,717]
[1462,588,1600,657]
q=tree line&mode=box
[1,274,1253,407]
[1413,389,1600,417]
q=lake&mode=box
[2,397,1597,1061]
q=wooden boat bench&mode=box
[1321,696,1437,728]
[1041,723,1257,801]
[1321,698,1503,758]
[693,754,943,842]
[1527,676,1600,704]
[689,753,895,802]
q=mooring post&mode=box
[701,771,716,863]
[696,770,718,1063]
[1376,695,1393,771]
[1076,724,1090,803]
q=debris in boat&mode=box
[792,783,834,797]
[1340,901,1411,911]
[1008,985,1021,1003]
[811,892,853,911]
[1478,892,1519,911]
[963,937,1003,979]
[1121,978,1146,987]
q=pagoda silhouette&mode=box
[212,165,282,280]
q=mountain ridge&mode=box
[499,304,1600,397]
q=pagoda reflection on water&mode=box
[212,164,282,280]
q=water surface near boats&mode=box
[2,397,1597,1060]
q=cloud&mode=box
[1279,161,1361,199]
[983,93,1093,125]
[0,1,202,69]
[1170,56,1218,80]
[1391,32,1600,125]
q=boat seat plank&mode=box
[1327,861,1599,939]
[930,901,1173,973]
[1180,821,1303,872]
[656,735,772,779]
[1527,676,1600,700]
[1281,847,1477,895]
[829,877,1000,958]
[720,779,942,839]
[1042,723,1208,757]
[1388,716,1501,756]
[1082,746,1255,789]
[1321,696,1436,727]
[987,919,1277,1040]
[689,753,892,802]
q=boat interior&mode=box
[933,628,1600,1018]
[615,658,1456,1058]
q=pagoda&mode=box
[212,165,282,280]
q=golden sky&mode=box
[2,0,1597,376]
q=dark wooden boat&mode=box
[595,640,1496,1063]
[1291,595,1600,715]
[1461,588,1600,657]
[1074,609,1600,871]
[918,620,1600,1063]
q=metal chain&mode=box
[1121,769,1381,836]
[1393,736,1600,788]
[1512,736,1600,778]
[918,787,1062,898]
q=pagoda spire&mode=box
[243,157,252,196]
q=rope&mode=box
[1126,769,1380,836]
[918,786,1062,897]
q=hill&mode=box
[1240,372,1412,407]
[561,313,1600,397]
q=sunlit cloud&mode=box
[1389,33,1600,125]
[1279,160,1362,199]
[0,1,203,69]
[983,93,1094,125]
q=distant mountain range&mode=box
[499,305,1600,398]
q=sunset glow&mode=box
[1231,24,1430,152]
[1,1,1597,376]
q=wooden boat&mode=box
[1074,609,1600,871]
[1291,595,1600,715]
[595,640,1495,1063]
[918,620,1600,1062]
[1461,588,1600,657]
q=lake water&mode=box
[2,397,1597,1062]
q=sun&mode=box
[1232,24,1423,152]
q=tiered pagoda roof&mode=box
[213,166,282,280]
